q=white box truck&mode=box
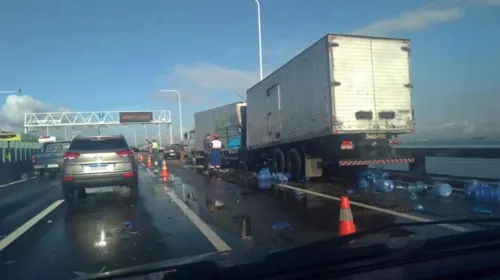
[245,34,415,179]
[193,102,247,166]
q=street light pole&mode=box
[255,0,264,81]
[130,129,137,147]
[0,89,21,94]
[160,90,183,143]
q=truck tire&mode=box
[38,169,45,180]
[273,148,285,173]
[287,148,302,181]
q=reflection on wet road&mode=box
[0,160,480,279]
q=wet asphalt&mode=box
[0,160,498,279]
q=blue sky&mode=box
[1,0,499,142]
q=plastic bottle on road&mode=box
[258,168,272,189]
[374,179,394,193]
[357,178,370,189]
[471,184,500,201]
[431,183,453,198]
[407,181,426,193]
[464,179,482,197]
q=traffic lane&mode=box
[0,177,62,238]
[0,168,218,280]
[165,164,413,252]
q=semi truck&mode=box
[191,34,415,180]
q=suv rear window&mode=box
[70,138,128,151]
[43,143,71,152]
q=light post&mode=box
[255,0,263,81]
[159,90,183,143]
[0,89,21,94]
[129,129,137,147]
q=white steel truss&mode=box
[24,110,172,128]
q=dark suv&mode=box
[61,135,138,199]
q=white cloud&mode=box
[157,62,259,104]
[0,95,52,128]
[472,0,500,5]
[352,5,465,36]
[0,94,72,131]
[406,119,500,140]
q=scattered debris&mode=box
[472,207,493,215]
[74,271,89,277]
[272,221,292,231]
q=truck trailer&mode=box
[192,33,415,179]
[193,102,247,166]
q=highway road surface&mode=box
[0,161,497,279]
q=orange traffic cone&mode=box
[161,159,169,178]
[339,196,356,236]
[139,153,143,162]
[147,155,152,168]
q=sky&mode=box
[1,0,500,143]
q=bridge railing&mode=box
[0,142,42,184]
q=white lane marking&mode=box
[276,183,468,232]
[0,176,36,189]
[0,199,65,251]
[167,190,231,252]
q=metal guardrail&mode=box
[0,141,42,185]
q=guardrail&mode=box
[0,141,42,185]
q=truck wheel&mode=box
[287,148,302,181]
[38,169,45,180]
[273,148,285,173]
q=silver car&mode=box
[61,135,138,199]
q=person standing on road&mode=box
[146,139,153,154]
[179,141,186,164]
[203,133,212,170]
[210,133,223,169]
[151,140,159,165]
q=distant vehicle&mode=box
[61,135,138,200]
[32,141,71,179]
[163,144,182,160]
[193,103,245,167]
[38,136,57,143]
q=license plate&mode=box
[84,164,112,172]
[47,164,59,168]
[85,186,117,194]
[170,153,176,156]
[365,134,386,139]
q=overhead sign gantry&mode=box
[24,110,173,144]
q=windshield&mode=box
[70,138,129,150]
[2,2,499,279]
[43,142,70,153]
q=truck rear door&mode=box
[330,35,413,134]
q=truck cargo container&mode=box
[191,34,415,179]
[193,102,246,167]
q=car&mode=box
[32,141,71,179]
[163,144,183,159]
[61,135,139,200]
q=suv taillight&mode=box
[31,155,36,163]
[116,149,134,157]
[63,152,80,160]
